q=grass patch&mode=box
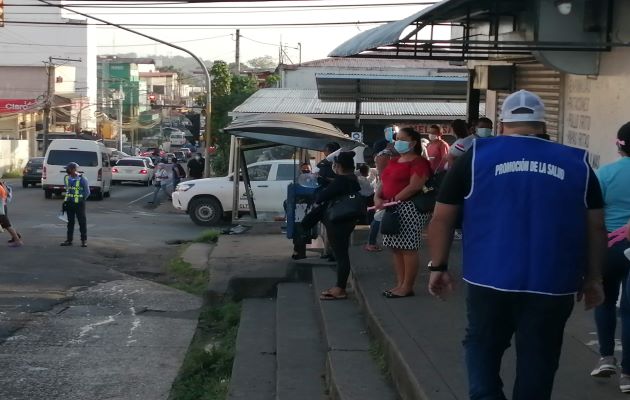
[369,340,390,378]
[1,169,22,179]
[170,301,241,400]
[165,258,209,296]
[195,229,220,244]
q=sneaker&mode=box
[60,241,73,247]
[81,241,87,248]
[8,240,23,248]
[620,374,630,393]
[591,356,617,377]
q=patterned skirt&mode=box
[382,201,431,251]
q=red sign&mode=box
[0,99,38,114]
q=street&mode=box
[0,180,208,400]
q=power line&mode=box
[0,34,231,48]
[2,19,394,27]
[6,2,435,9]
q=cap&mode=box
[65,162,79,170]
[500,90,545,123]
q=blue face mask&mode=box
[394,140,412,154]
[476,127,493,138]
[384,127,396,143]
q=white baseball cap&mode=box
[500,90,545,123]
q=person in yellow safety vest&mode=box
[60,162,91,247]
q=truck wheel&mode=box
[190,197,222,226]
[93,191,104,201]
[44,189,52,199]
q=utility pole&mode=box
[42,56,81,154]
[235,29,241,74]
[118,81,124,152]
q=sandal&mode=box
[320,289,348,301]
[384,291,415,299]
[364,244,382,252]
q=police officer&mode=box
[427,90,606,400]
[60,162,90,247]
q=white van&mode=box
[169,132,186,146]
[42,139,113,200]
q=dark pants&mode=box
[596,239,630,372]
[325,219,356,289]
[66,201,87,242]
[464,284,574,400]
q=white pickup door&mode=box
[246,162,297,212]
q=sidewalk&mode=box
[349,242,625,400]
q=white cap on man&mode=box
[500,90,546,123]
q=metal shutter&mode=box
[496,62,563,142]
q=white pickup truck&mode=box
[172,159,304,226]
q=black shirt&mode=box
[437,149,604,209]
[317,159,336,187]
[316,174,361,204]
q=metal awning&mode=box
[316,74,468,101]
[328,0,612,62]
[223,113,364,151]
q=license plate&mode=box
[125,169,133,174]
[36,168,42,173]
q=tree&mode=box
[247,55,276,70]
[210,61,231,97]
[264,73,280,88]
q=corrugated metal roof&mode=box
[231,89,484,120]
[291,57,459,70]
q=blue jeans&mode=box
[464,284,574,400]
[151,184,170,204]
[368,219,380,245]
[595,239,630,373]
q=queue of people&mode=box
[301,89,630,399]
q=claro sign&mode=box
[0,99,38,113]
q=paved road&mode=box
[0,180,208,400]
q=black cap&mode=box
[334,151,356,170]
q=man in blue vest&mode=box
[427,90,606,400]
[60,162,90,248]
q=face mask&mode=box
[476,128,493,138]
[394,140,412,154]
[384,127,396,143]
[195,156,200,160]
[429,134,438,141]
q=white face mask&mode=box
[476,128,493,138]
[429,134,438,141]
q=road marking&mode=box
[127,191,154,205]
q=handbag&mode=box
[411,171,446,213]
[380,206,400,235]
[326,193,366,222]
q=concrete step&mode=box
[312,268,398,400]
[276,283,327,400]
[227,298,276,400]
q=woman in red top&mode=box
[375,127,431,298]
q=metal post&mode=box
[241,148,257,220]
[466,69,481,125]
[231,138,241,222]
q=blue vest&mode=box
[463,136,590,295]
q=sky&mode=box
[51,0,437,64]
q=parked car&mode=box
[172,159,303,226]
[180,148,192,158]
[112,157,155,186]
[22,157,45,188]
[108,148,130,164]
[173,151,186,163]
[140,148,165,158]
[42,139,112,200]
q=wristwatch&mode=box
[428,261,448,272]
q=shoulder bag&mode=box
[380,206,400,235]
[326,193,366,223]
[411,171,446,213]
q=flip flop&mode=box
[384,291,415,299]
[320,291,348,301]
[364,245,383,252]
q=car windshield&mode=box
[47,150,98,167]
[116,159,145,167]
